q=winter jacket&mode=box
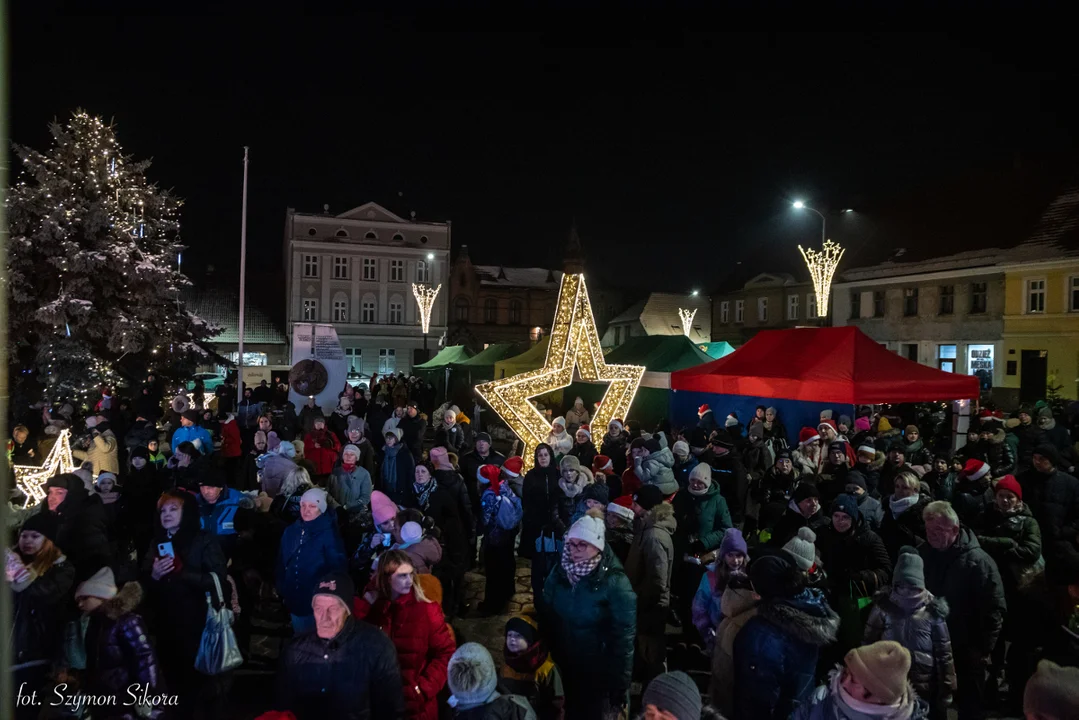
[976,503,1044,593]
[710,586,758,718]
[277,616,405,720]
[1018,466,1079,583]
[733,588,840,720]
[170,424,213,455]
[276,511,347,617]
[218,417,242,458]
[197,487,253,558]
[542,544,637,698]
[453,695,537,720]
[398,413,427,461]
[770,504,830,550]
[855,493,884,531]
[879,494,930,561]
[953,477,993,527]
[919,527,1005,656]
[1013,421,1045,471]
[337,437,377,480]
[11,553,75,669]
[792,674,930,720]
[751,466,802,508]
[1040,416,1072,455]
[567,441,597,472]
[382,443,417,505]
[257,450,299,497]
[305,428,342,476]
[329,464,373,512]
[39,474,113,581]
[405,484,466,571]
[600,433,628,477]
[878,461,917,500]
[546,430,573,458]
[864,587,955,705]
[480,481,523,547]
[853,457,883,498]
[698,410,719,438]
[817,516,893,597]
[902,438,933,473]
[393,536,444,576]
[433,423,469,456]
[701,447,749,523]
[353,591,455,720]
[921,470,956,503]
[434,468,475,540]
[633,432,679,494]
[792,444,824,477]
[519,447,561,558]
[982,427,1016,477]
[692,569,724,647]
[73,428,121,474]
[84,583,163,715]
[624,502,677,629]
[123,419,158,453]
[673,481,732,553]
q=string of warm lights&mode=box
[476,273,644,470]
[799,239,845,318]
[412,283,442,334]
[678,307,697,337]
[14,429,76,508]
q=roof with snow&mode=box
[186,289,287,345]
[473,265,563,289]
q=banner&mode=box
[288,323,348,415]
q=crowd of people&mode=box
[7,373,1079,720]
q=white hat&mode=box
[400,521,423,544]
[567,515,605,551]
[782,527,818,571]
[857,444,877,456]
[552,416,567,430]
[386,427,403,442]
[76,566,117,600]
[300,487,328,514]
[607,502,635,523]
[688,463,712,488]
[342,444,362,460]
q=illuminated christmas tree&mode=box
[6,110,214,405]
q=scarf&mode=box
[560,478,584,498]
[504,640,550,675]
[561,544,602,586]
[890,585,929,613]
[889,494,920,517]
[383,443,401,492]
[830,669,916,720]
[413,478,438,509]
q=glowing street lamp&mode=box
[412,283,441,353]
[799,240,845,318]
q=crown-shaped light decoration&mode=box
[799,239,845,318]
[14,428,76,507]
[677,307,697,337]
[412,283,442,334]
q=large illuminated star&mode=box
[14,428,76,507]
[476,273,644,470]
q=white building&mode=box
[602,292,712,349]
[284,202,450,379]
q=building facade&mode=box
[284,202,450,378]
[710,273,818,345]
[602,292,712,349]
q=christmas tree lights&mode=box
[476,273,644,470]
[412,283,442,334]
[678,307,697,337]
[14,429,76,507]
[799,239,845,318]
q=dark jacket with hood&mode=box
[624,502,677,632]
[976,503,1043,594]
[381,442,417,505]
[276,510,348,618]
[433,467,475,541]
[600,431,629,477]
[983,426,1017,477]
[11,549,75,669]
[1018,464,1079,583]
[84,582,163,711]
[567,440,598,472]
[734,588,841,720]
[519,443,561,558]
[919,527,1006,656]
[673,480,732,554]
[816,514,893,597]
[433,422,469,456]
[405,476,467,572]
[864,587,955,704]
[879,494,931,561]
[43,473,113,581]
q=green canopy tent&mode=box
[697,341,737,359]
[414,345,472,402]
[452,343,520,384]
[493,336,551,378]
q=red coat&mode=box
[220,418,243,458]
[304,429,341,475]
[353,590,455,720]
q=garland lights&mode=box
[13,429,76,508]
[677,307,697,337]
[412,283,442,334]
[799,239,845,318]
[476,273,644,470]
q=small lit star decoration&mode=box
[476,273,645,471]
[13,429,76,508]
[412,283,442,334]
[677,307,697,337]
[799,239,846,317]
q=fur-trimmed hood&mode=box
[102,581,144,620]
[871,586,949,619]
[986,427,1007,445]
[643,501,677,534]
[720,585,758,619]
[756,590,840,647]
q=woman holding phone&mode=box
[142,490,231,719]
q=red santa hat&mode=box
[961,458,990,482]
[607,418,624,432]
[698,404,711,416]
[817,419,838,433]
[592,454,613,474]
[576,424,592,440]
[798,427,821,447]
[501,456,524,477]
[607,495,636,523]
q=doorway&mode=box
[1020,349,1048,403]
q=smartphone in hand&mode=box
[157,541,175,559]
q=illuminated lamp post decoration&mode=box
[476,273,645,471]
[14,428,76,507]
[798,239,845,318]
[677,307,697,337]
[412,283,442,353]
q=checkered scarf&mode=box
[560,544,602,586]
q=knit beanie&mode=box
[1033,443,1060,467]
[877,417,893,433]
[830,494,860,524]
[567,515,605,551]
[995,474,1022,500]
[312,572,354,613]
[75,566,118,600]
[782,527,817,571]
[644,436,662,453]
[1024,660,1079,719]
[267,431,281,451]
[672,440,690,459]
[448,643,499,708]
[845,641,912,705]
[347,415,365,434]
[505,615,539,646]
[845,471,868,492]
[892,546,925,589]
[641,671,702,720]
[838,414,851,428]
[300,487,328,514]
[20,512,59,543]
[371,490,398,526]
[400,521,423,545]
[385,427,404,442]
[552,416,567,431]
[429,446,452,469]
[580,482,609,506]
[688,462,712,488]
[559,455,581,472]
[855,416,872,432]
[718,527,748,558]
[792,482,820,504]
[750,552,804,599]
[820,409,833,421]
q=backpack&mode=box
[494,494,523,531]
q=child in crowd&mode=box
[500,615,565,720]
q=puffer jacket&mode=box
[710,586,758,718]
[353,591,455,720]
[73,428,120,474]
[453,695,537,720]
[257,449,299,497]
[633,432,678,494]
[11,553,76,669]
[624,502,677,631]
[673,481,732,554]
[864,587,955,704]
[983,427,1016,477]
[519,445,560,558]
[328,464,373,512]
[733,588,840,720]
[600,432,628,477]
[84,582,163,715]
[902,438,933,473]
[816,515,893,597]
[793,673,930,720]
[673,455,700,488]
[855,493,884,531]
[542,544,636,698]
[692,569,723,647]
[976,503,1043,593]
[276,510,347,618]
[1018,466,1079,584]
[879,494,930,561]
[393,536,443,576]
[305,428,342,476]
[41,474,113,581]
[277,616,405,720]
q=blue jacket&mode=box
[480,481,522,546]
[734,589,840,720]
[276,511,347,618]
[197,488,246,538]
[171,425,213,454]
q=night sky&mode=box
[11,13,1079,303]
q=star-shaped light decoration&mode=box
[13,428,76,508]
[476,273,645,471]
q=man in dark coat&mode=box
[920,500,1005,720]
[459,432,506,530]
[397,401,427,462]
[1018,444,1079,585]
[1012,405,1045,474]
[41,473,113,581]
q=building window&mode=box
[938,344,956,372]
[333,297,348,322]
[807,293,818,320]
[720,301,730,324]
[1026,278,1046,313]
[392,233,404,243]
[390,260,405,282]
[734,299,744,324]
[1070,276,1079,312]
[416,260,431,283]
[484,298,498,323]
[757,297,768,323]
[970,282,987,313]
[873,290,885,317]
[302,298,317,321]
[389,298,403,324]
[455,297,470,322]
[903,287,919,316]
[364,231,377,240]
[226,351,267,366]
[362,258,377,281]
[509,299,522,324]
[345,348,361,375]
[849,291,860,319]
[787,294,799,321]
[939,285,954,315]
[378,348,396,374]
[361,296,376,323]
[333,257,349,280]
[302,254,319,278]
[335,229,349,238]
[969,344,994,390]
[902,343,918,361]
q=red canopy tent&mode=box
[671,326,979,403]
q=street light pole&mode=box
[793,200,826,246]
[237,147,249,406]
